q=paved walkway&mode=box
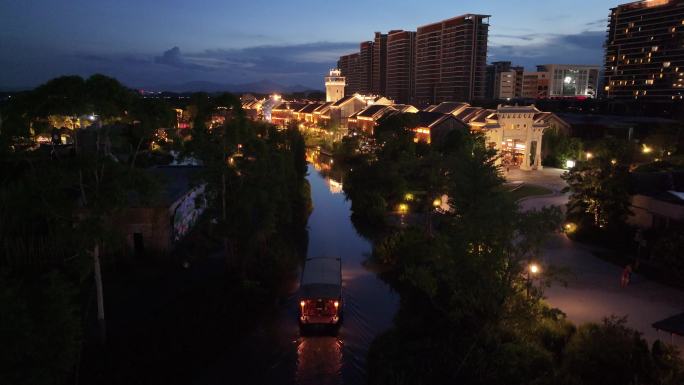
[509,168,684,351]
[505,167,567,193]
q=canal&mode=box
[196,163,399,384]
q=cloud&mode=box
[489,31,605,69]
[154,46,211,71]
[0,41,360,89]
[1,34,606,90]
[490,34,535,41]
[559,31,605,50]
[586,18,607,28]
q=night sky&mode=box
[0,0,619,90]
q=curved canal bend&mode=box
[197,163,399,385]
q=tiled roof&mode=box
[332,95,357,107]
[454,107,483,122]
[392,104,418,113]
[431,102,469,115]
[298,103,320,114]
[416,111,450,128]
[313,102,333,113]
[273,101,307,111]
[357,104,388,118]
[469,109,496,124]
[497,105,541,114]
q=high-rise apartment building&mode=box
[386,30,416,103]
[338,53,362,95]
[359,41,374,94]
[414,14,490,105]
[486,61,524,99]
[604,0,684,101]
[496,71,517,99]
[372,32,388,95]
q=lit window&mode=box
[652,46,659,52]
[646,79,654,85]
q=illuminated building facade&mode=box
[604,0,684,101]
[422,102,567,170]
[325,69,346,103]
[521,72,550,99]
[486,61,524,100]
[537,64,600,98]
[386,30,416,103]
[338,14,489,105]
[359,41,374,94]
[338,53,361,95]
[414,14,490,105]
[372,32,388,95]
[483,106,548,170]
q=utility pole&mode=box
[93,243,106,344]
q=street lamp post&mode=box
[527,262,540,298]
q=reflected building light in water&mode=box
[296,337,343,385]
[327,178,343,194]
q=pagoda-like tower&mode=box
[325,69,346,103]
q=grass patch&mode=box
[509,184,553,201]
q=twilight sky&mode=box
[0,0,619,90]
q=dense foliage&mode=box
[0,76,310,384]
[562,138,634,231]
[335,119,683,384]
[542,128,582,168]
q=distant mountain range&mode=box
[1,79,323,94]
[147,79,321,94]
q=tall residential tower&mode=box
[414,14,490,105]
[386,30,416,103]
[604,0,684,101]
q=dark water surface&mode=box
[196,164,398,385]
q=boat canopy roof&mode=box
[301,257,341,288]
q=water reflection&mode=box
[195,161,398,385]
[296,337,343,385]
[307,149,345,195]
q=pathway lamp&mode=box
[529,263,540,275]
[564,222,577,234]
[642,144,653,154]
[527,262,541,298]
[565,159,576,169]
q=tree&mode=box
[542,129,582,168]
[559,317,652,385]
[0,271,81,385]
[129,98,174,168]
[562,138,633,229]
